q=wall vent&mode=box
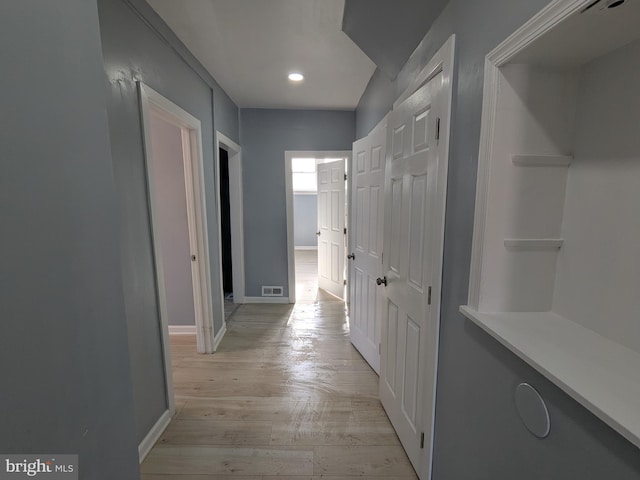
[262,286,284,297]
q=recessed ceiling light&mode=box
[288,72,304,82]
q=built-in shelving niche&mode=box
[462,0,640,449]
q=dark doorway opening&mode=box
[219,147,233,297]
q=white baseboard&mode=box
[139,409,172,463]
[244,296,292,304]
[213,322,227,351]
[168,325,197,335]
[295,246,318,251]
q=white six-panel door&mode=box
[379,71,446,476]
[317,159,346,299]
[349,120,387,373]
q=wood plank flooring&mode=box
[141,250,417,479]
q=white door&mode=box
[379,72,446,475]
[317,159,346,299]
[349,121,387,373]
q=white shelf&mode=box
[460,306,640,449]
[512,154,573,167]
[503,239,564,250]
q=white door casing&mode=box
[137,81,220,461]
[317,159,346,299]
[379,36,455,479]
[215,132,245,305]
[349,117,387,374]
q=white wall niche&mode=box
[463,0,640,450]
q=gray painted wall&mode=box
[294,194,318,247]
[98,0,239,443]
[240,109,355,297]
[127,0,240,142]
[0,1,140,478]
[149,115,196,327]
[343,0,449,79]
[355,1,640,478]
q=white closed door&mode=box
[379,71,446,475]
[349,121,387,374]
[317,159,346,299]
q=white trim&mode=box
[467,54,500,310]
[284,153,297,304]
[285,150,351,304]
[215,132,246,305]
[168,325,197,335]
[139,83,215,356]
[512,154,573,167]
[213,321,227,351]
[138,409,172,463]
[487,0,589,66]
[504,239,564,250]
[292,191,318,195]
[295,246,318,251]
[243,296,292,304]
[468,0,591,309]
[394,36,455,110]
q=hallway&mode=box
[141,251,417,478]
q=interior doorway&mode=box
[284,151,351,303]
[137,82,217,460]
[215,133,245,309]
[218,147,236,321]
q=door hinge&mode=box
[428,286,432,305]
[381,252,384,264]
[344,227,347,235]
[420,432,425,449]
[344,279,347,286]
[379,343,381,354]
[436,117,441,143]
[344,173,348,181]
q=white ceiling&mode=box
[146,0,377,110]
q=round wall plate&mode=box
[515,383,550,438]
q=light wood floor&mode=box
[141,250,417,479]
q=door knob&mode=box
[347,253,355,260]
[316,231,321,236]
[376,276,387,286]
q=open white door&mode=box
[349,119,387,374]
[317,159,346,299]
[379,36,454,479]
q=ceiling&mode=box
[146,0,377,110]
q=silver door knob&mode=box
[316,231,321,236]
[376,276,387,286]
[347,253,355,260]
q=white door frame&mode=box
[285,150,351,303]
[215,132,245,304]
[138,83,216,415]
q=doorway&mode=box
[284,151,351,303]
[215,133,245,309]
[138,82,217,459]
[218,146,236,321]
